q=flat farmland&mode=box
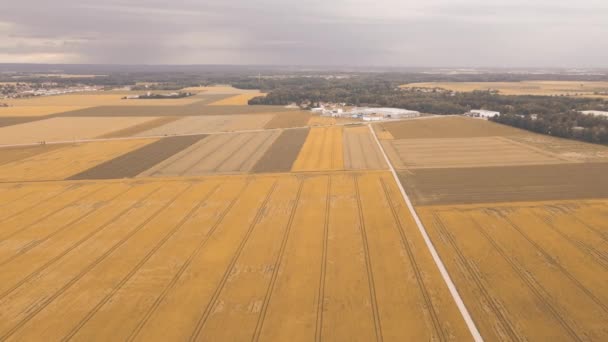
[0,117,158,145]
[307,116,337,126]
[58,104,294,117]
[343,126,388,170]
[401,81,608,97]
[133,115,275,136]
[0,139,156,182]
[380,116,525,139]
[3,93,203,107]
[264,111,312,129]
[417,199,608,341]
[0,172,472,341]
[251,128,310,173]
[398,163,608,205]
[384,136,567,169]
[139,131,281,177]
[506,134,608,162]
[0,106,89,117]
[292,126,344,172]
[0,144,65,167]
[208,93,265,106]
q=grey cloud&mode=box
[0,0,606,67]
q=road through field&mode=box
[368,124,483,342]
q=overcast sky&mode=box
[1,0,607,67]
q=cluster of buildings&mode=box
[311,104,420,121]
[465,109,501,119]
[581,110,608,118]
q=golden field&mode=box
[292,126,344,172]
[0,106,89,117]
[208,93,265,106]
[133,114,275,136]
[401,81,608,97]
[3,93,203,107]
[417,199,608,341]
[0,117,158,145]
[0,139,155,182]
[0,172,472,341]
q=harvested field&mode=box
[96,117,184,139]
[307,116,336,126]
[398,163,608,205]
[343,126,387,170]
[57,104,293,117]
[384,136,567,169]
[417,199,608,341]
[3,93,202,107]
[250,128,310,173]
[506,134,608,162]
[180,86,262,94]
[263,111,312,129]
[372,123,395,140]
[0,117,157,146]
[134,115,275,136]
[0,144,65,167]
[0,172,471,341]
[402,81,608,97]
[0,116,45,128]
[139,131,281,177]
[68,135,206,180]
[0,139,155,182]
[292,127,344,172]
[0,106,87,117]
[208,93,265,106]
[381,116,525,139]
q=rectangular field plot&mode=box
[134,115,275,136]
[0,172,471,341]
[384,136,567,169]
[0,117,157,146]
[343,126,388,170]
[207,93,265,106]
[0,106,88,117]
[0,139,156,182]
[417,199,608,341]
[263,111,312,129]
[0,144,65,167]
[380,116,526,139]
[399,163,608,205]
[292,126,344,172]
[139,131,281,177]
[250,128,310,173]
[68,135,206,180]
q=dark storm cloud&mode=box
[0,0,607,66]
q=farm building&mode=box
[581,110,608,118]
[467,109,500,118]
[349,107,420,119]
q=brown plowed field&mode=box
[292,127,344,172]
[139,131,281,177]
[68,135,207,180]
[398,163,608,205]
[57,104,292,117]
[0,139,156,182]
[381,116,525,139]
[264,111,312,129]
[0,117,157,146]
[97,117,184,138]
[384,136,567,169]
[417,199,608,341]
[250,128,310,173]
[343,126,387,170]
[134,115,275,136]
[0,172,471,341]
[0,144,65,167]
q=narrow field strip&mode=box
[251,128,310,173]
[292,126,344,172]
[67,135,206,180]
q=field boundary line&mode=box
[315,176,331,342]
[368,124,484,342]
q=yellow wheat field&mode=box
[418,199,608,341]
[0,139,155,182]
[0,106,89,117]
[0,117,158,145]
[292,126,344,171]
[401,81,608,97]
[208,93,266,106]
[307,116,336,126]
[180,86,262,94]
[0,172,471,341]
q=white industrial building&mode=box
[468,109,500,118]
[349,107,420,119]
[581,110,608,118]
